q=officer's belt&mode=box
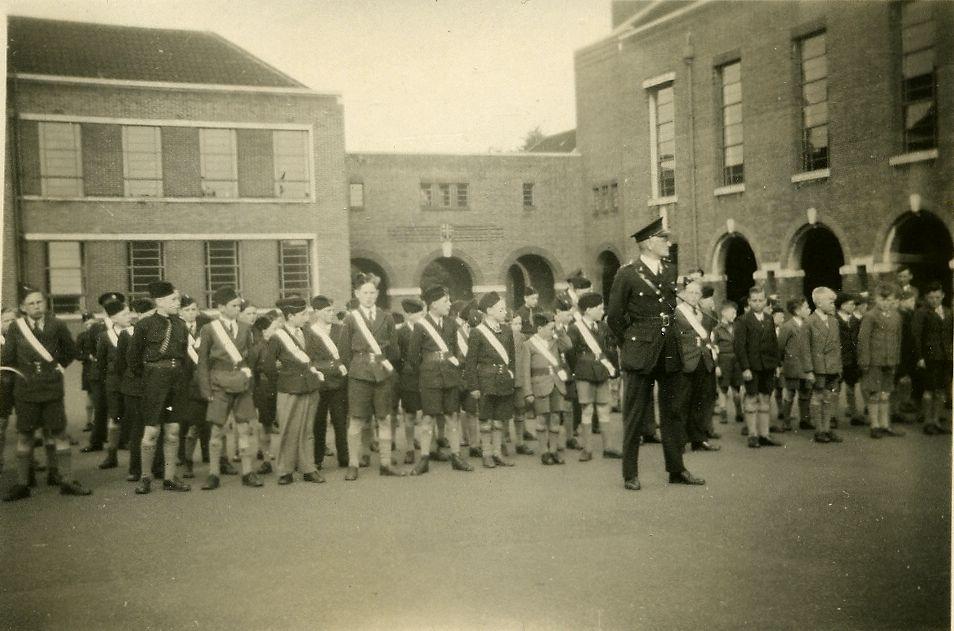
[145,358,181,369]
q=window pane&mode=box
[456,183,468,207]
[657,121,674,142]
[280,239,311,298]
[656,101,674,124]
[200,129,236,194]
[803,102,828,128]
[801,33,825,60]
[807,125,829,150]
[903,21,936,52]
[420,184,432,206]
[658,140,675,160]
[722,82,742,106]
[656,86,673,105]
[48,242,81,267]
[903,48,935,78]
[803,79,827,105]
[273,130,310,197]
[43,177,83,197]
[350,183,364,208]
[902,1,933,26]
[721,62,741,85]
[724,144,744,166]
[723,123,743,146]
[803,56,828,82]
[723,103,742,125]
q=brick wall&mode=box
[81,123,123,196]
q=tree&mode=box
[521,126,546,151]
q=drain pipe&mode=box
[683,32,700,270]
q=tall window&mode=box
[273,130,310,199]
[592,186,602,214]
[649,84,676,197]
[901,1,937,151]
[610,182,619,212]
[349,182,365,209]
[127,241,164,297]
[456,183,468,208]
[420,183,432,207]
[122,126,162,197]
[798,31,828,172]
[38,122,83,197]
[199,128,238,198]
[523,182,534,208]
[439,183,451,207]
[279,240,312,298]
[719,61,744,185]
[46,242,84,314]
[204,241,240,306]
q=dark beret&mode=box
[212,286,239,307]
[578,292,603,312]
[103,298,126,317]
[422,285,449,306]
[401,298,424,314]
[478,292,503,312]
[148,281,175,300]
[311,295,333,311]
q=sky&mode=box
[4,0,614,152]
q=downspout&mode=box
[7,71,25,290]
[683,32,699,270]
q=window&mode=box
[649,84,676,197]
[199,129,238,198]
[439,183,451,207]
[901,1,937,151]
[420,183,432,207]
[46,242,84,314]
[592,186,601,214]
[279,240,312,298]
[127,241,164,297]
[273,130,310,199]
[38,122,83,197]
[610,182,619,212]
[718,61,744,185]
[600,185,610,213]
[456,183,468,208]
[349,182,365,209]
[523,182,534,208]
[204,241,240,306]
[122,126,162,197]
[797,32,828,172]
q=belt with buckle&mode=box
[146,359,180,369]
[423,351,451,361]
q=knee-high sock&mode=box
[403,413,415,452]
[810,392,825,432]
[44,442,57,470]
[436,414,446,442]
[846,384,858,418]
[209,425,223,475]
[879,395,891,429]
[514,419,526,446]
[866,400,880,429]
[479,428,492,457]
[781,393,795,423]
[140,429,158,480]
[107,420,121,454]
[163,425,179,481]
[16,451,31,486]
[756,400,771,437]
[417,417,434,459]
[597,404,615,451]
[347,419,363,467]
[548,428,561,454]
[491,427,505,457]
[184,428,198,465]
[225,420,238,461]
[446,414,461,455]
[237,422,253,475]
[55,446,71,481]
[535,420,546,451]
[744,398,758,436]
[378,418,393,465]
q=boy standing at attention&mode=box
[799,287,843,444]
[857,283,904,438]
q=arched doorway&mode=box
[507,254,556,309]
[350,257,390,308]
[887,211,953,301]
[795,224,845,301]
[597,250,621,304]
[420,256,474,302]
[718,235,757,308]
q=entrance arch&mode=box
[597,250,621,304]
[885,211,953,300]
[420,256,474,302]
[507,254,556,309]
[351,257,391,308]
[714,234,758,308]
[793,224,845,300]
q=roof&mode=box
[527,129,576,153]
[611,0,697,36]
[7,16,306,88]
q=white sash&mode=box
[350,309,393,372]
[274,328,324,380]
[528,335,568,382]
[457,329,469,358]
[310,323,347,376]
[677,304,709,342]
[15,318,56,364]
[210,320,244,366]
[187,332,199,365]
[106,326,119,349]
[574,320,616,377]
[419,317,459,367]
[476,323,509,365]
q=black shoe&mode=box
[437,437,451,449]
[277,473,294,485]
[80,444,103,453]
[302,472,325,484]
[219,459,239,475]
[691,441,721,452]
[257,450,265,461]
[379,465,406,477]
[429,451,449,462]
[624,478,641,491]
[3,484,31,502]
[404,450,415,465]
[515,444,535,456]
[46,469,63,487]
[541,452,555,465]
[469,447,483,458]
[827,431,843,443]
[257,461,273,475]
[522,431,536,441]
[99,454,119,470]
[359,454,371,468]
[344,467,359,481]
[641,435,661,444]
[566,437,582,450]
[411,456,430,476]
[450,454,473,471]
[814,432,831,443]
[799,421,815,431]
[163,477,191,492]
[602,449,623,459]
[551,451,565,465]
[135,478,152,494]
[202,474,220,490]
[747,436,760,448]
[60,480,92,496]
[758,436,783,447]
[669,471,705,485]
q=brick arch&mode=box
[413,247,485,287]
[349,248,398,287]
[780,215,854,270]
[594,242,624,265]
[704,222,764,276]
[497,246,565,285]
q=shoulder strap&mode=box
[15,318,55,363]
[209,320,244,365]
[677,304,709,341]
[419,318,450,353]
[350,310,384,355]
[274,328,312,365]
[187,332,199,365]
[106,326,119,349]
[573,320,616,376]
[528,335,561,368]
[309,323,340,360]
[476,323,509,364]
[457,329,469,357]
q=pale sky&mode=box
[4,0,613,152]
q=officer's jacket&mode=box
[674,305,715,374]
[606,259,681,374]
[1,315,76,402]
[395,322,418,391]
[857,307,901,368]
[567,319,618,383]
[127,312,189,376]
[776,318,805,379]
[517,333,569,398]
[713,322,737,370]
[464,323,516,396]
[196,318,256,399]
[308,321,348,391]
[95,324,126,394]
[408,314,461,390]
[911,305,953,362]
[837,313,860,368]
[798,311,842,375]
[733,310,779,372]
[116,330,142,397]
[339,308,399,383]
[262,325,323,394]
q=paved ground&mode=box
[0,367,950,630]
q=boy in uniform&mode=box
[713,302,743,425]
[734,285,782,447]
[117,298,152,482]
[912,282,953,434]
[309,295,350,470]
[408,285,472,473]
[777,298,813,434]
[173,294,211,479]
[674,281,721,453]
[564,271,593,448]
[799,286,844,444]
[519,312,570,464]
[515,286,540,337]
[465,291,517,468]
[96,297,135,470]
[857,283,904,438]
[395,299,425,465]
[455,300,482,457]
[835,292,864,427]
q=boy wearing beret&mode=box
[309,295,350,471]
[172,294,212,479]
[96,297,135,470]
[454,300,482,456]
[396,298,425,465]
[518,312,570,464]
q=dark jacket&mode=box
[116,330,142,397]
[95,325,126,394]
[127,312,189,376]
[567,318,618,383]
[674,305,715,374]
[395,322,418,391]
[408,314,461,390]
[263,325,323,394]
[76,325,101,389]
[1,315,76,402]
[836,313,860,368]
[799,311,842,375]
[515,304,540,336]
[911,305,953,363]
[307,321,348,391]
[339,308,399,383]
[857,307,901,369]
[776,318,805,379]
[733,310,779,372]
[464,322,516,396]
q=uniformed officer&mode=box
[2,286,91,501]
[127,281,191,494]
[606,219,705,491]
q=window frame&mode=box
[796,31,829,173]
[127,241,165,298]
[455,183,469,208]
[278,239,312,299]
[522,182,535,209]
[648,82,676,199]
[204,240,241,307]
[45,241,85,314]
[717,60,745,186]
[198,128,239,198]
[38,122,83,197]
[900,1,937,152]
[349,182,365,210]
[272,129,311,200]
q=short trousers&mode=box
[922,360,953,392]
[206,388,257,425]
[398,388,421,415]
[576,380,610,405]
[15,399,66,435]
[174,396,208,429]
[863,366,896,394]
[349,377,394,421]
[811,373,841,394]
[842,364,861,386]
[782,377,812,395]
[743,368,775,396]
[478,393,514,421]
[140,365,181,427]
[421,386,459,416]
[532,389,567,415]
[717,362,742,391]
[105,387,124,420]
[460,390,478,415]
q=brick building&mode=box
[4,17,350,313]
[575,0,953,306]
